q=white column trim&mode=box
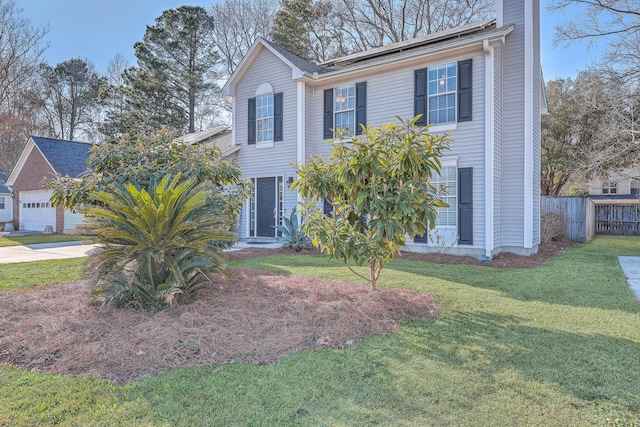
[483,40,495,259]
[524,0,534,249]
[296,81,306,205]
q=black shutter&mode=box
[414,68,427,126]
[248,97,256,144]
[274,92,283,141]
[355,82,367,135]
[323,88,334,139]
[323,197,333,217]
[414,231,428,244]
[458,59,472,122]
[458,167,473,245]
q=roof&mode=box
[320,20,500,70]
[260,39,330,75]
[31,136,92,178]
[0,172,9,194]
[590,194,640,205]
[176,127,240,157]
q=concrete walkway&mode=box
[618,257,640,301]
[0,242,100,264]
[0,240,283,264]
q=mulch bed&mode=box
[0,241,569,384]
[227,240,574,269]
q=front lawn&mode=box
[0,234,93,247]
[1,235,639,426]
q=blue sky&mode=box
[18,0,604,80]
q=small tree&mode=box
[294,116,450,291]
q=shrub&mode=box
[540,212,569,243]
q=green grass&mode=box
[0,234,93,247]
[0,258,87,290]
[1,235,639,426]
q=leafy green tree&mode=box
[47,128,249,231]
[83,175,234,310]
[294,117,450,291]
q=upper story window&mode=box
[602,182,617,194]
[256,94,274,143]
[0,197,4,209]
[428,63,457,125]
[415,59,472,128]
[334,84,355,133]
[248,82,283,146]
[323,82,367,139]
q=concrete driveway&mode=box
[0,242,99,264]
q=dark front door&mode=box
[256,177,276,237]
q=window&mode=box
[432,166,457,227]
[415,59,472,127]
[0,197,4,209]
[248,88,283,145]
[256,94,274,143]
[602,182,617,194]
[428,63,457,125]
[334,84,355,133]
[323,82,366,138]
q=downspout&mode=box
[483,39,495,259]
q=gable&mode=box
[223,39,310,97]
[8,142,56,189]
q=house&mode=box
[5,136,92,233]
[222,0,544,258]
[0,172,12,224]
[588,172,640,198]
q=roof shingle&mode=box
[31,136,92,178]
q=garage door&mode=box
[19,190,56,232]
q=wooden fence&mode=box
[541,196,595,243]
[595,204,640,236]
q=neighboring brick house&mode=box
[5,136,91,233]
[222,0,545,258]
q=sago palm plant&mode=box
[82,174,235,310]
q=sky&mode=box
[17,0,605,80]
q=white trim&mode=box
[255,82,274,96]
[296,81,306,205]
[6,138,56,187]
[523,0,534,249]
[483,39,495,259]
[440,156,460,168]
[496,0,503,27]
[428,124,457,134]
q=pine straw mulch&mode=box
[227,240,574,269]
[0,268,437,384]
[0,241,570,384]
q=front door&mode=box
[256,177,276,237]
